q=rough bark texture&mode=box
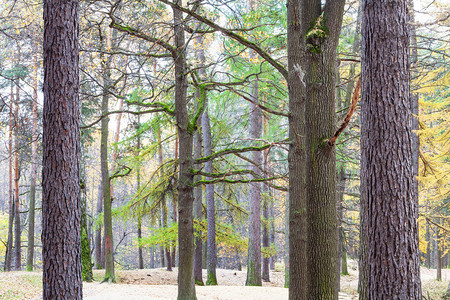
[26,47,39,272]
[287,0,345,298]
[360,0,422,297]
[286,0,307,295]
[42,0,82,296]
[173,2,196,298]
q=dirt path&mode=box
[2,263,448,299]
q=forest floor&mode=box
[0,260,448,299]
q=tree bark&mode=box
[95,184,103,269]
[5,80,14,272]
[13,53,21,271]
[203,99,217,286]
[360,0,422,296]
[136,114,144,269]
[42,0,82,295]
[173,2,196,298]
[193,128,203,285]
[245,0,263,287]
[26,44,39,272]
[100,27,115,283]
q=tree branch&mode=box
[328,77,361,147]
[157,0,288,79]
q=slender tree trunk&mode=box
[437,224,442,281]
[337,167,348,277]
[245,0,263,287]
[13,55,21,271]
[360,0,422,296]
[26,47,39,272]
[262,137,270,282]
[426,221,431,268]
[262,193,270,282]
[95,184,103,269]
[269,199,275,271]
[80,153,94,282]
[136,114,144,269]
[100,27,115,283]
[5,81,14,272]
[173,2,196,298]
[193,113,204,285]
[203,98,217,286]
[42,0,82,295]
[284,191,289,288]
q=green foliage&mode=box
[140,222,178,247]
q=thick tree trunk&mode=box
[360,0,422,297]
[286,0,307,295]
[288,0,345,298]
[26,47,39,272]
[173,2,196,298]
[42,0,82,295]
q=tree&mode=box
[42,0,82,297]
[287,0,345,297]
[359,0,422,297]
[26,41,39,272]
[245,0,263,287]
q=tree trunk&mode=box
[262,139,270,282]
[286,0,307,295]
[173,2,196,298]
[337,167,348,277]
[136,114,144,269]
[284,192,289,288]
[193,117,204,285]
[26,46,39,272]
[42,0,82,295]
[426,221,431,268]
[5,81,14,272]
[437,224,442,281]
[80,155,94,282]
[13,54,21,271]
[100,27,115,283]
[95,184,103,269]
[262,193,270,282]
[245,0,263,287]
[203,100,217,286]
[360,0,422,296]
